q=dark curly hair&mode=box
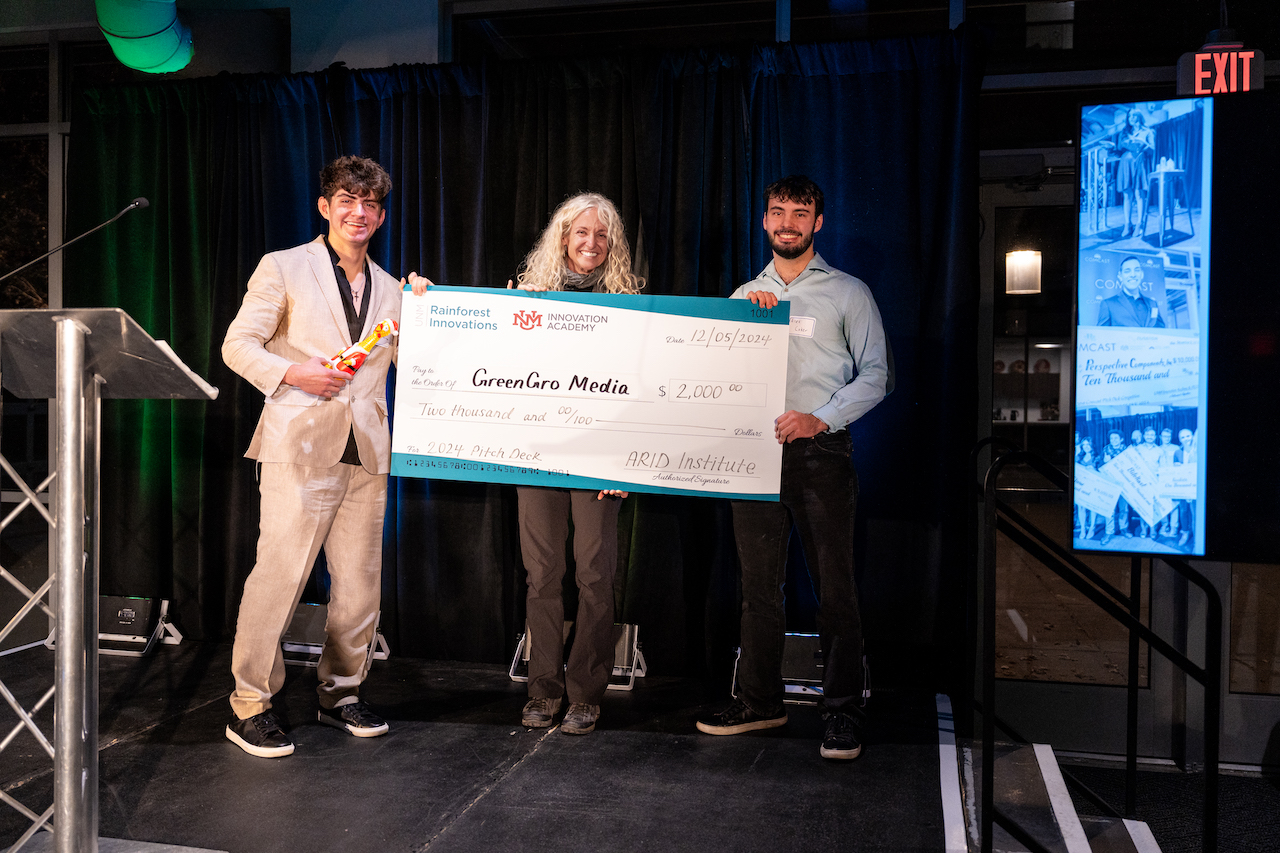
[320,156,392,203]
[764,174,824,217]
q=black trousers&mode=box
[731,431,864,716]
[517,487,621,706]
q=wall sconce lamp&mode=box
[1005,250,1042,294]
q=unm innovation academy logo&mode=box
[513,309,543,330]
[511,308,609,333]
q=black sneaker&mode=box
[521,696,563,728]
[695,698,787,735]
[226,711,294,758]
[317,700,389,738]
[820,711,862,760]
[561,702,599,735]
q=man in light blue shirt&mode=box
[696,175,890,760]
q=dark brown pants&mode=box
[517,487,620,705]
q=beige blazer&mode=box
[222,236,402,473]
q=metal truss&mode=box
[0,455,57,852]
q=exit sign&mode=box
[1178,45,1265,95]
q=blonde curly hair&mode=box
[515,193,644,294]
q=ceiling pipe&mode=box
[96,0,193,74]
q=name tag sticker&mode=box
[790,316,816,338]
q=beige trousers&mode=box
[230,461,387,719]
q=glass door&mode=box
[1224,563,1280,767]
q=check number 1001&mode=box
[659,380,767,407]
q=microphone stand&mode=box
[0,197,150,286]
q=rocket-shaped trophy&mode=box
[324,319,399,376]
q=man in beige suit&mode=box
[222,156,401,758]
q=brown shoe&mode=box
[521,696,563,728]
[561,703,599,735]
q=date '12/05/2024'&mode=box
[665,323,774,350]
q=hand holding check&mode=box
[406,272,434,296]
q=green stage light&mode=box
[96,0,193,74]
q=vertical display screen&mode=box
[1073,98,1212,556]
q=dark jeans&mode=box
[517,487,621,706]
[731,431,864,717]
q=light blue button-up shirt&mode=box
[731,253,890,431]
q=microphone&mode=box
[0,197,151,285]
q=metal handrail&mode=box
[975,443,1221,853]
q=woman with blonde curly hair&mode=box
[512,192,642,735]
[511,192,643,294]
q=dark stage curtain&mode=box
[64,30,980,691]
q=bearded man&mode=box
[696,175,891,761]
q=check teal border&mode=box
[392,453,778,501]
[395,286,784,499]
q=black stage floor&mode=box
[0,643,947,853]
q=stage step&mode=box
[1078,815,1162,853]
[960,742,1162,853]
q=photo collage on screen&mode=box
[1073,98,1211,556]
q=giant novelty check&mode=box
[391,286,791,499]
